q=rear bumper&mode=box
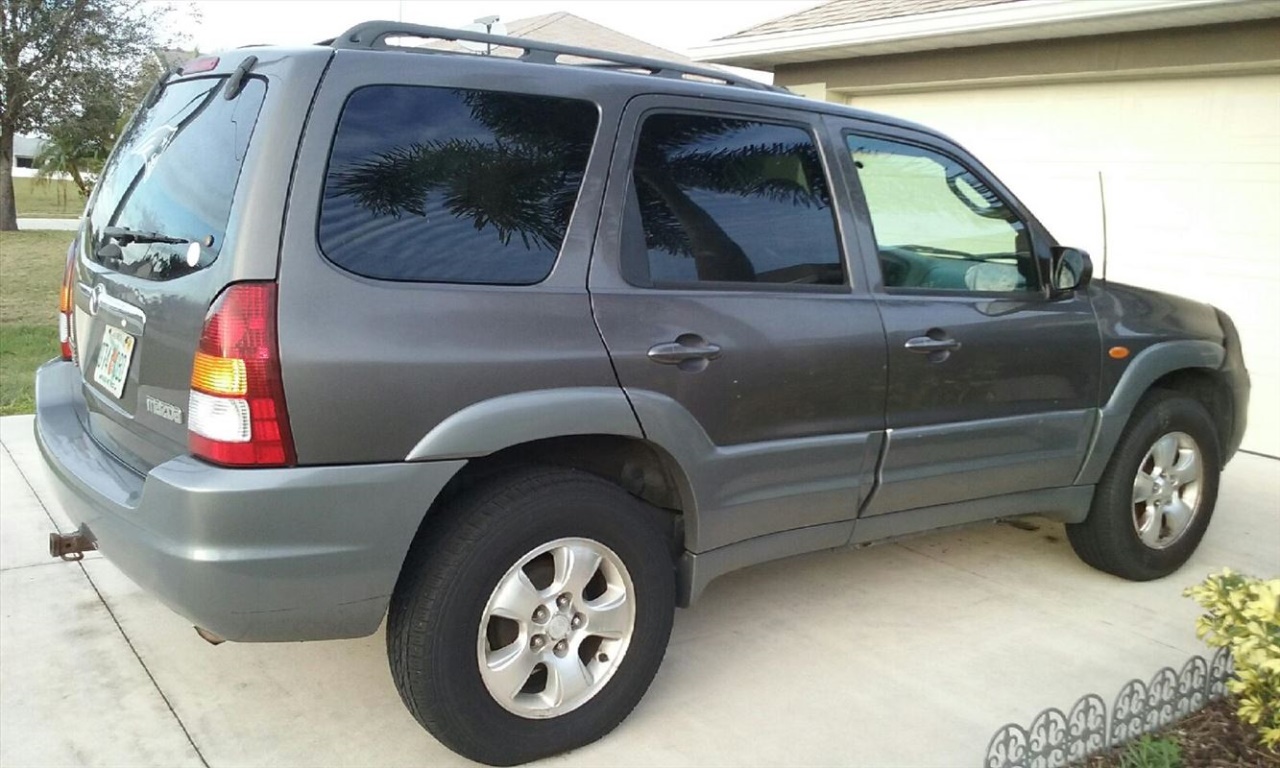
[34,360,464,641]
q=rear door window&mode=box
[318,86,599,285]
[89,76,268,280]
[622,113,844,288]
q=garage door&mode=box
[850,74,1280,457]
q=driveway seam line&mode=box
[2,441,211,768]
[2,442,65,535]
[78,564,212,768]
[0,558,99,573]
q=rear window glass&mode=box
[318,86,599,285]
[89,76,267,280]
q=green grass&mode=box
[12,176,86,218]
[0,230,71,415]
[1118,735,1182,768]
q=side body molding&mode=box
[405,388,643,461]
[1075,340,1225,485]
[625,389,882,554]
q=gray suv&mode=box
[34,22,1249,766]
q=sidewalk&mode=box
[15,218,80,231]
[1,412,1276,767]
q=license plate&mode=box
[93,326,135,399]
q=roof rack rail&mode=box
[325,20,788,94]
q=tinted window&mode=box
[319,86,598,285]
[89,76,267,280]
[623,113,843,287]
[848,135,1034,293]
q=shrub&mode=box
[1184,569,1280,750]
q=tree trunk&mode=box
[67,156,89,198]
[0,123,18,231]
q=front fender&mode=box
[1074,340,1224,485]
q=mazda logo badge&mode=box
[88,284,105,316]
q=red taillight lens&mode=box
[59,244,76,362]
[187,282,296,467]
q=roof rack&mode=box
[325,20,789,94]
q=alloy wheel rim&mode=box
[1131,431,1204,550]
[477,537,636,719]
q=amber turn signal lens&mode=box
[1109,346,1131,360]
[191,351,248,396]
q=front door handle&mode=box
[648,334,722,371]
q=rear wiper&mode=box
[102,226,190,245]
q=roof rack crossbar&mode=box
[328,20,786,94]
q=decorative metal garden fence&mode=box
[983,646,1233,768]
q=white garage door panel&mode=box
[851,75,1280,456]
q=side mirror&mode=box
[1046,246,1092,297]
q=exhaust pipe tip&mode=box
[194,626,226,645]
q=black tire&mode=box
[387,467,676,766]
[1067,390,1220,581]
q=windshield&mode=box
[88,75,267,280]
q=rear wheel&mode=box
[387,467,675,766]
[1067,390,1220,580]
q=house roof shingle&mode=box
[721,0,1018,39]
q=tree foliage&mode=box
[0,0,181,229]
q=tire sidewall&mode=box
[401,472,674,764]
[1094,392,1221,579]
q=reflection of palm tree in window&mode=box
[327,90,595,253]
[328,97,831,282]
[632,116,830,282]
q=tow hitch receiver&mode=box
[49,528,97,561]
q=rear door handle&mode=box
[648,334,722,369]
[904,336,961,353]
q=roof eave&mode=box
[691,0,1280,69]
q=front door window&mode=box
[847,135,1036,293]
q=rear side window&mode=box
[319,86,599,285]
[622,113,843,288]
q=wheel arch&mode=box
[1076,340,1227,486]
[402,388,699,575]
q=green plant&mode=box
[1117,735,1181,768]
[1185,569,1280,750]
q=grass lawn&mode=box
[0,230,72,415]
[12,176,86,218]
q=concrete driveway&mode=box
[1,413,1276,767]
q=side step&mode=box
[49,527,97,561]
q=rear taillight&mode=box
[188,282,296,467]
[58,244,76,362]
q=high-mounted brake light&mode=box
[58,244,76,362]
[179,56,219,75]
[188,283,296,467]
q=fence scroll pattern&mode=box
[983,647,1232,768]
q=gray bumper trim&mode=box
[35,360,465,641]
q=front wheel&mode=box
[1067,390,1220,581]
[387,467,675,766]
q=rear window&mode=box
[89,76,267,280]
[318,85,599,285]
